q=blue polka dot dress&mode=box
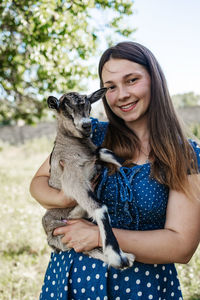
[40,118,200,300]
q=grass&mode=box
[0,137,52,300]
[0,136,200,299]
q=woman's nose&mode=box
[118,86,130,101]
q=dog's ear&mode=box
[87,88,107,104]
[47,96,59,110]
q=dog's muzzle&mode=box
[82,122,92,137]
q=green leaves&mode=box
[0,0,135,124]
[172,92,200,108]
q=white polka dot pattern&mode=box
[39,119,189,300]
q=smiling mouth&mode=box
[119,101,138,112]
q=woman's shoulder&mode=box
[91,117,108,147]
[189,139,200,170]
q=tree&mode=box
[0,0,135,124]
[172,92,200,108]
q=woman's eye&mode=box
[128,78,137,83]
[107,85,115,91]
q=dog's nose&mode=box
[82,122,92,131]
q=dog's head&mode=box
[47,88,107,138]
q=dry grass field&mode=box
[0,136,199,300]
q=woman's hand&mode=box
[53,219,100,252]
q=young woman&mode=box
[30,41,200,300]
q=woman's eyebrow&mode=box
[103,80,114,85]
[124,72,138,78]
[103,72,141,85]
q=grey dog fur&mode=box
[42,89,135,269]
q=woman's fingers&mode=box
[53,219,99,252]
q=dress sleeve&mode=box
[189,139,200,172]
[91,117,108,147]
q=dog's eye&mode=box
[84,101,91,111]
[63,98,74,109]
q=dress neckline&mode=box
[125,161,150,168]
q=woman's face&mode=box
[102,58,151,128]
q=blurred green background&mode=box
[0,1,200,299]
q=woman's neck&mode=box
[125,118,151,165]
[125,117,149,145]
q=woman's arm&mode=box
[29,156,76,209]
[111,174,200,264]
[54,174,200,264]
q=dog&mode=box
[42,88,135,269]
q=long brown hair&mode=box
[98,41,198,196]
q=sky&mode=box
[131,0,200,96]
[91,0,200,115]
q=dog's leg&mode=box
[71,189,135,270]
[84,248,135,268]
[42,209,70,252]
[49,155,63,190]
[42,206,88,252]
[98,148,122,168]
[60,164,134,269]
[94,204,135,269]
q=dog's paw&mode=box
[123,252,135,268]
[104,246,135,270]
[99,148,122,168]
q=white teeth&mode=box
[121,102,137,109]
